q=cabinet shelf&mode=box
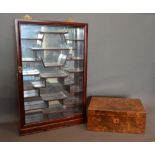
[22,58,41,62]
[21,38,43,41]
[31,47,76,51]
[40,71,68,79]
[23,69,40,76]
[42,62,64,68]
[25,109,44,114]
[39,31,68,34]
[41,91,67,102]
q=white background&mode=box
[0,0,155,154]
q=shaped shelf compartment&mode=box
[40,53,67,68]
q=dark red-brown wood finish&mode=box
[15,19,88,135]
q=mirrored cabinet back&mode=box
[15,19,88,135]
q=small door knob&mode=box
[18,66,22,74]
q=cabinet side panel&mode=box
[15,19,25,128]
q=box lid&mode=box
[88,97,146,117]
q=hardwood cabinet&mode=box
[15,19,88,135]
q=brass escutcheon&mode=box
[113,118,120,124]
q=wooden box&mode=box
[87,97,146,134]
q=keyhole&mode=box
[113,118,120,124]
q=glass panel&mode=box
[20,24,85,124]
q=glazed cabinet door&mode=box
[15,20,88,133]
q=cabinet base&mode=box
[19,117,86,135]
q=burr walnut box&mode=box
[87,97,146,134]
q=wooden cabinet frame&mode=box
[15,19,88,135]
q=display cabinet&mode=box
[15,19,88,135]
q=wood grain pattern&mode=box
[87,97,146,134]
